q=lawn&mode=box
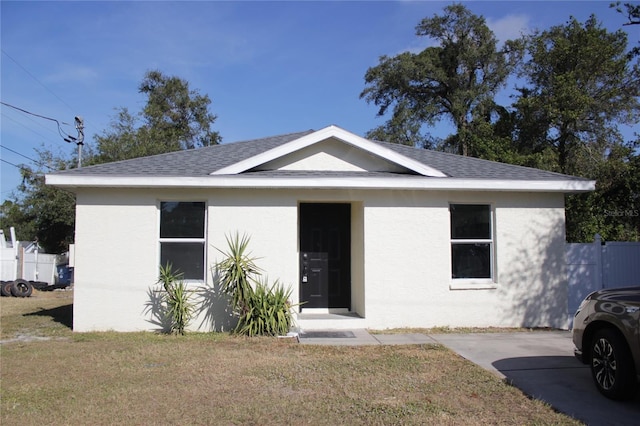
[1,290,581,425]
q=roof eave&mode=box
[46,174,596,193]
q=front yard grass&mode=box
[1,290,580,425]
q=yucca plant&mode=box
[157,263,196,335]
[236,277,297,337]
[213,232,300,336]
[213,232,262,316]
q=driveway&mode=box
[431,331,640,425]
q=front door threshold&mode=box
[295,311,366,331]
[300,308,351,315]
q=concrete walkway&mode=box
[298,329,640,425]
[298,329,437,345]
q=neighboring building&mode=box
[46,125,595,332]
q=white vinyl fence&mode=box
[567,234,640,316]
[1,247,57,284]
[0,247,17,281]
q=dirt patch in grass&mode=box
[1,290,581,425]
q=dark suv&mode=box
[572,286,640,400]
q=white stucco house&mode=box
[46,125,595,332]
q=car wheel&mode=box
[590,328,637,400]
[1,281,13,297]
[10,279,33,298]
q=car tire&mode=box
[590,328,637,400]
[1,281,13,297]
[10,279,33,298]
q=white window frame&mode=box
[158,201,207,283]
[449,203,496,290]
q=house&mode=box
[46,125,595,332]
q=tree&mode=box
[611,2,640,57]
[514,15,639,175]
[566,138,640,242]
[95,70,221,163]
[364,102,433,148]
[360,3,522,154]
[0,150,75,253]
[4,71,222,252]
[0,199,36,243]
[513,15,640,241]
[612,2,640,25]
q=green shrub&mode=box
[213,233,298,336]
[236,277,295,337]
[157,263,196,335]
[213,232,262,316]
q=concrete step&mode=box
[294,312,366,331]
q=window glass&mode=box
[160,242,205,280]
[450,204,491,239]
[451,244,491,279]
[160,202,205,238]
[450,204,493,280]
[159,201,206,281]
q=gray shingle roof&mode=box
[50,128,589,182]
[54,130,315,177]
[375,140,588,181]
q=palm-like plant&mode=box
[236,277,297,337]
[214,232,262,316]
[214,232,299,336]
[157,263,195,335]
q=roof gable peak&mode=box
[210,125,447,177]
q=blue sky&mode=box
[1,1,637,202]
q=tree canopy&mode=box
[0,151,76,253]
[612,2,640,57]
[617,1,640,24]
[361,3,522,155]
[361,4,639,242]
[94,70,221,164]
[514,15,639,174]
[0,71,221,252]
[513,15,639,241]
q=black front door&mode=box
[299,203,351,309]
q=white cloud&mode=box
[395,12,531,55]
[487,14,531,43]
[45,64,100,85]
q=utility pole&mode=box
[63,116,85,168]
[74,116,84,168]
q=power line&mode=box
[1,49,95,135]
[1,49,77,114]
[1,101,71,125]
[0,145,54,171]
[0,158,76,197]
[1,102,85,167]
[1,112,61,142]
[0,101,74,141]
[1,157,30,171]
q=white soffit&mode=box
[209,125,448,178]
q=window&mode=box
[450,204,493,281]
[159,201,205,280]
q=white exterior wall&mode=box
[361,191,567,330]
[73,189,158,331]
[72,187,567,332]
[258,138,407,173]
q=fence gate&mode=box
[567,234,640,318]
